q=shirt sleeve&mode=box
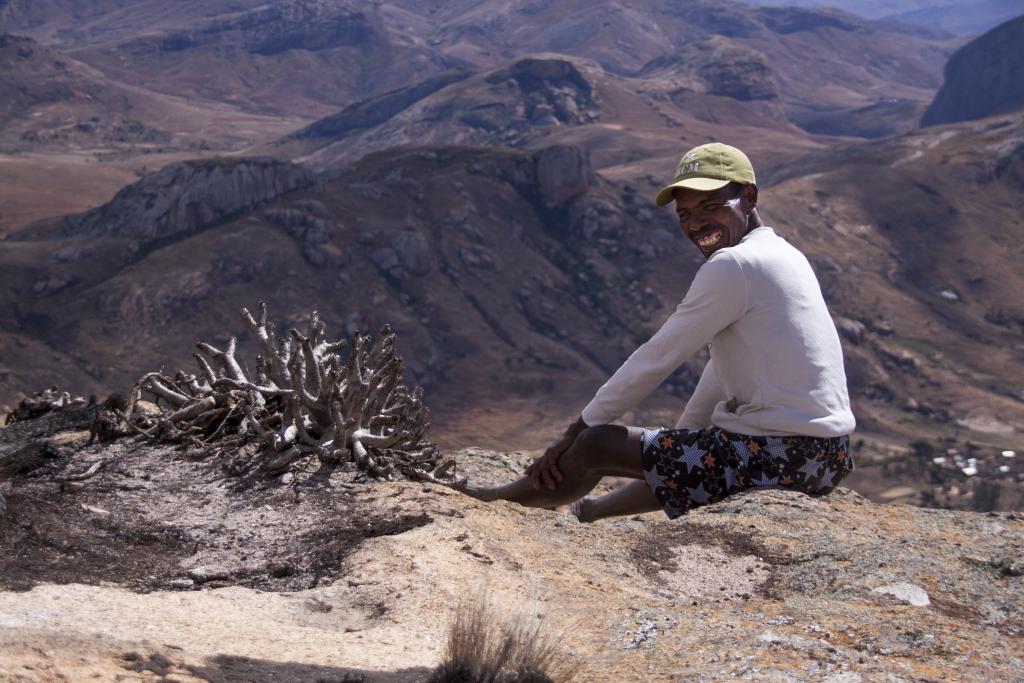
[581,252,748,426]
[674,358,726,429]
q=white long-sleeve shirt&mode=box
[581,226,855,438]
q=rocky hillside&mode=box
[0,143,708,439]
[0,0,1020,518]
[2,0,958,137]
[4,113,1024,511]
[292,56,608,172]
[921,13,1024,126]
[731,0,1020,34]
[0,408,1022,681]
[0,0,268,45]
[58,0,465,117]
[61,158,318,241]
[0,33,169,151]
[0,32,305,156]
[756,110,1024,504]
[387,0,956,136]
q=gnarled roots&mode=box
[123,303,460,484]
[5,385,86,425]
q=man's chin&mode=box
[697,244,722,259]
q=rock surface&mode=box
[1,409,1022,681]
[301,55,601,172]
[293,69,474,140]
[639,36,780,102]
[63,158,317,242]
[921,14,1024,126]
[535,145,594,208]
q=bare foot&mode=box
[458,483,500,502]
[570,497,596,523]
[435,475,498,502]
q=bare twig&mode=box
[121,303,455,482]
[62,460,105,482]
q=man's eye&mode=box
[700,202,724,211]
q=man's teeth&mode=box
[697,231,721,247]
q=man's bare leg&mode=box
[459,424,646,510]
[571,480,662,523]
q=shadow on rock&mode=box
[176,653,431,682]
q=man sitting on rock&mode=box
[456,142,856,521]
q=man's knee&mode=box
[570,424,631,469]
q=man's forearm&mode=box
[565,415,588,438]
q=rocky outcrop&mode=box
[64,158,317,242]
[294,69,474,140]
[263,200,334,266]
[754,6,860,34]
[301,56,600,171]
[121,0,387,57]
[534,145,593,208]
[1,422,1022,681]
[482,57,599,130]
[639,37,779,102]
[370,230,433,280]
[921,14,1024,126]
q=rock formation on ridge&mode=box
[921,14,1024,126]
[63,158,317,241]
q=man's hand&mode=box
[526,416,588,491]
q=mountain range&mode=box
[1,0,1023,510]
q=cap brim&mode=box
[654,177,731,206]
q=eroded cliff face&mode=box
[0,409,1021,682]
[63,158,318,242]
[922,14,1024,126]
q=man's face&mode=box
[674,184,755,259]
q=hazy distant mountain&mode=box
[922,14,1024,125]
[886,1,1023,35]
[730,0,1022,34]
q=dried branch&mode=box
[123,303,459,484]
[5,385,86,425]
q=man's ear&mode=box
[742,184,758,210]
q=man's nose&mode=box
[683,216,708,234]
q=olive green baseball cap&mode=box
[655,142,756,206]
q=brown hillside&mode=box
[61,1,465,117]
[4,115,1024,509]
[5,0,960,137]
[0,33,305,154]
[0,144,708,446]
[281,52,823,178]
[760,111,1024,508]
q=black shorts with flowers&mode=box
[640,426,853,519]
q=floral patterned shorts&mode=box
[640,426,853,519]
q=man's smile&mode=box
[694,227,723,249]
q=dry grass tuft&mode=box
[428,595,582,683]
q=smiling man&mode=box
[455,142,856,521]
